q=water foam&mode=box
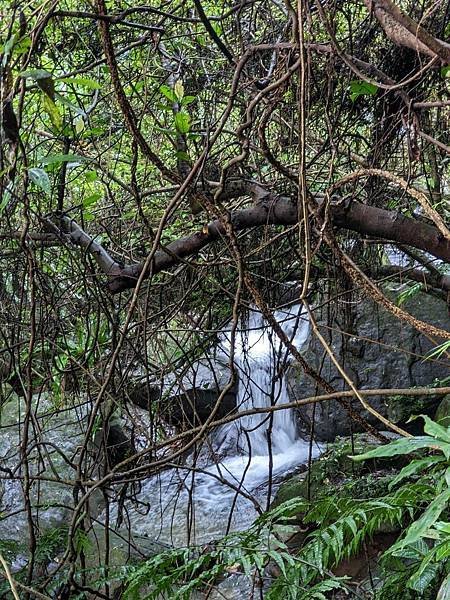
[107,303,318,545]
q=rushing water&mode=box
[107,303,320,549]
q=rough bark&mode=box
[100,198,450,293]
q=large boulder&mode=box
[287,288,450,441]
[127,357,237,427]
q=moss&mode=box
[387,393,440,424]
[272,432,402,509]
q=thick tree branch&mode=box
[61,196,450,293]
[61,217,121,275]
[364,0,450,63]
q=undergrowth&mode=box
[123,416,450,599]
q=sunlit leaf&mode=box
[174,80,184,100]
[349,80,378,102]
[14,36,31,56]
[83,192,101,207]
[160,84,176,102]
[85,170,98,182]
[75,116,85,134]
[174,111,190,134]
[42,94,62,130]
[59,76,101,89]
[28,168,51,195]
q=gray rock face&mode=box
[287,289,450,441]
[0,395,87,555]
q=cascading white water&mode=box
[215,303,310,458]
[105,302,319,547]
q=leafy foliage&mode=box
[1,0,449,597]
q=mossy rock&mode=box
[387,393,441,426]
[435,394,450,427]
[272,432,402,509]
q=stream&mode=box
[0,303,320,596]
[105,304,320,550]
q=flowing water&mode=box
[107,304,320,550]
[0,303,320,595]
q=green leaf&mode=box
[2,35,17,65]
[81,127,105,138]
[174,111,190,134]
[75,116,85,134]
[176,150,190,162]
[426,340,450,360]
[408,560,441,593]
[174,80,184,100]
[422,415,450,443]
[42,94,62,130]
[39,154,88,166]
[181,95,196,106]
[397,282,423,306]
[351,436,441,461]
[0,190,11,215]
[160,84,176,103]
[441,66,450,79]
[85,170,98,182]
[59,76,101,89]
[55,92,87,117]
[391,488,450,551]
[156,102,173,112]
[28,168,51,195]
[349,80,378,102]
[21,68,53,81]
[434,521,450,534]
[83,192,101,207]
[14,36,31,56]
[388,455,446,489]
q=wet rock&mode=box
[127,358,237,427]
[93,416,136,469]
[0,394,85,570]
[287,289,450,441]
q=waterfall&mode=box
[214,303,310,457]
[105,302,318,546]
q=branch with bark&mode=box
[364,0,450,63]
[60,195,450,294]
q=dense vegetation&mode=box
[0,0,449,597]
